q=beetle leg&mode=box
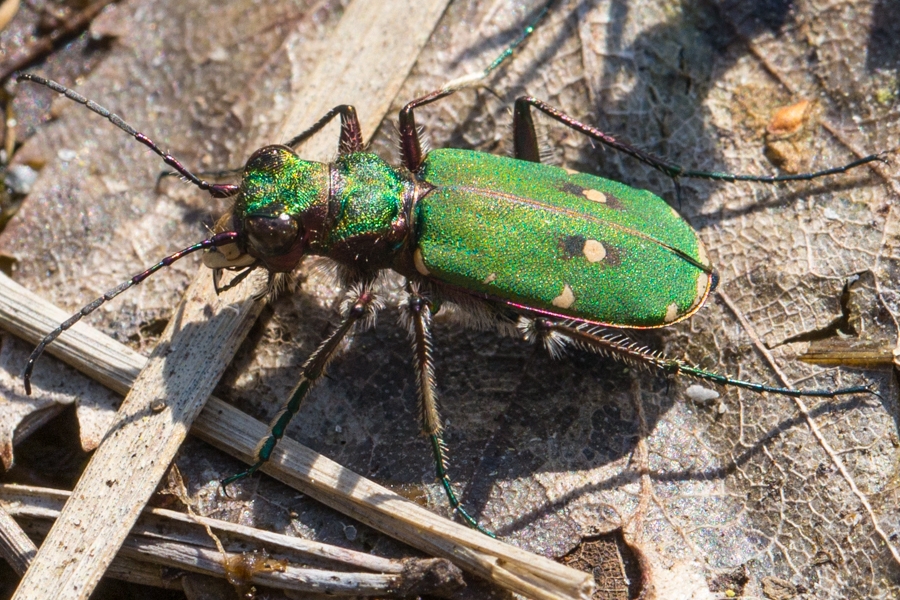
[403,283,495,536]
[397,0,559,170]
[171,104,366,183]
[523,317,874,399]
[397,89,458,171]
[513,96,884,183]
[283,105,364,155]
[512,96,680,173]
[222,281,382,491]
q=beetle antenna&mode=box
[23,231,240,395]
[17,74,240,198]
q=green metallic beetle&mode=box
[20,74,878,532]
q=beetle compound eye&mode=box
[245,213,301,257]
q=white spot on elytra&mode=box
[664,302,679,323]
[583,188,607,203]
[552,284,575,309]
[695,272,709,303]
[413,248,430,275]
[696,241,710,267]
[483,273,497,284]
[583,239,606,263]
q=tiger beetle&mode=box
[17,20,883,534]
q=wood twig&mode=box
[0,268,594,600]
[1,483,464,597]
[8,267,264,599]
[0,499,34,576]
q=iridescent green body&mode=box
[17,0,883,542]
[232,148,414,273]
[20,72,874,536]
[232,145,711,328]
[415,149,711,327]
